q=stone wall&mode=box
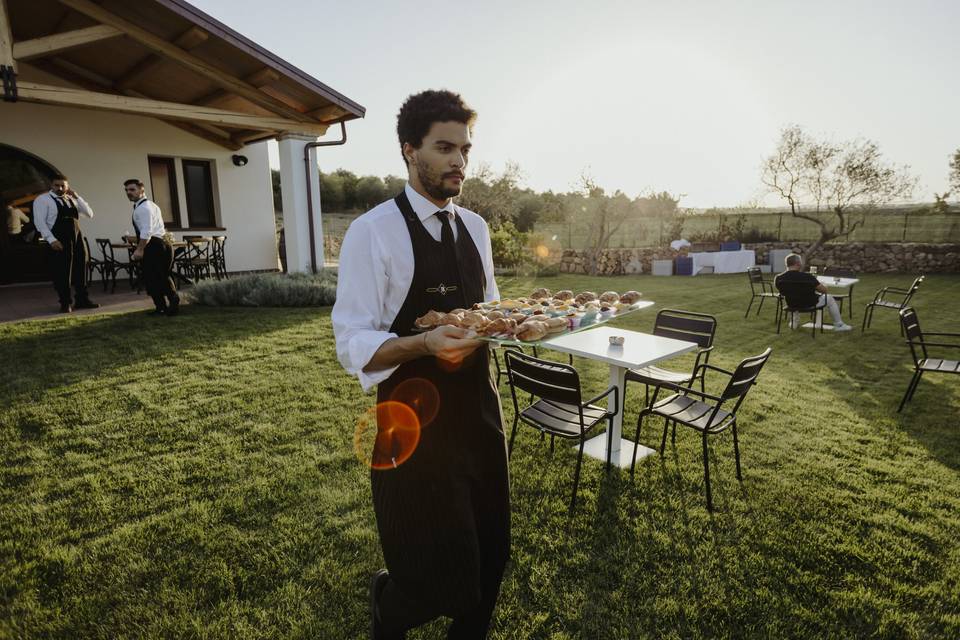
[559,243,960,275]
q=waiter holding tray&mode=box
[333,90,509,639]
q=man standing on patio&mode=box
[125,179,180,316]
[33,174,99,313]
[333,90,509,639]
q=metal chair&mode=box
[504,349,618,512]
[210,235,228,280]
[176,237,212,283]
[94,238,134,293]
[774,279,824,338]
[630,347,773,511]
[625,309,717,410]
[863,275,924,333]
[897,308,960,412]
[822,266,856,320]
[744,266,779,319]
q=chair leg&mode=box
[906,370,924,403]
[671,421,677,445]
[756,295,765,316]
[776,306,783,334]
[570,440,585,513]
[508,415,519,456]
[731,420,742,480]
[660,418,670,454]
[848,292,854,320]
[744,295,754,318]
[861,305,870,332]
[550,434,555,454]
[897,371,921,412]
[605,418,612,474]
[702,432,713,512]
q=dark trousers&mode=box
[372,431,511,639]
[50,231,89,305]
[142,238,178,310]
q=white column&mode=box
[277,134,323,273]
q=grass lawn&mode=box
[2,273,959,639]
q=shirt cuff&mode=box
[349,330,400,393]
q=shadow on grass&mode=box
[0,306,321,405]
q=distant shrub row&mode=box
[187,272,337,307]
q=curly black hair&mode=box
[396,89,477,166]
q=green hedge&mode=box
[187,272,337,307]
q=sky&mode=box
[191,0,960,208]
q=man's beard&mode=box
[416,158,461,201]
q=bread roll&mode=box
[619,290,642,304]
[485,310,505,321]
[516,320,548,342]
[599,291,620,304]
[574,291,597,305]
[530,288,552,300]
[414,310,444,329]
[554,290,574,301]
[544,317,568,333]
[438,312,463,326]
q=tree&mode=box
[949,148,960,197]
[761,125,916,259]
[456,162,524,227]
[354,175,386,210]
[579,175,634,276]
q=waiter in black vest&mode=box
[125,178,180,316]
[332,90,509,639]
[33,174,99,313]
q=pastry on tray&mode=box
[599,291,620,304]
[516,320,548,342]
[553,290,575,301]
[619,290,642,304]
[574,291,597,305]
[415,310,444,330]
[530,288,552,300]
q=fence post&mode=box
[777,212,783,241]
[902,212,908,242]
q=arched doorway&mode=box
[1,144,61,284]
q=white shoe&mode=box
[834,323,853,332]
[789,314,798,330]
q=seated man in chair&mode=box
[774,253,853,331]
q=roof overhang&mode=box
[0,0,365,150]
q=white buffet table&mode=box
[690,249,756,275]
[540,326,698,468]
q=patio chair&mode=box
[897,307,960,412]
[504,349,618,512]
[176,237,212,283]
[822,266,856,320]
[625,309,717,410]
[862,275,924,334]
[83,236,107,287]
[774,279,823,338]
[95,238,134,293]
[210,235,228,280]
[744,266,779,319]
[630,347,773,511]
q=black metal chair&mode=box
[94,238,133,293]
[83,236,106,287]
[744,267,779,319]
[863,275,924,333]
[504,349,618,512]
[625,309,717,410]
[631,347,773,511]
[822,266,856,320]
[210,235,228,280]
[774,279,823,338]
[897,308,960,412]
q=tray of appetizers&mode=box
[413,289,652,346]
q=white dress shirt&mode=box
[132,198,167,239]
[32,191,93,243]
[332,183,500,392]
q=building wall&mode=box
[0,75,279,274]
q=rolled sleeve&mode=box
[332,218,398,393]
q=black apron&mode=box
[133,199,178,309]
[49,195,88,304]
[370,192,510,630]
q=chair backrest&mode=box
[211,236,226,261]
[746,266,766,289]
[653,309,717,349]
[823,266,855,279]
[774,277,818,310]
[720,347,773,403]
[504,349,582,407]
[95,238,116,262]
[899,307,926,363]
[185,238,210,260]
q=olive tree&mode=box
[761,125,916,258]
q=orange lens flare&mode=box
[389,377,440,429]
[354,401,421,470]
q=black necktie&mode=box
[435,211,459,272]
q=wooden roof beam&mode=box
[195,67,279,107]
[17,81,330,136]
[307,104,352,123]
[58,0,317,124]
[13,25,123,62]
[116,25,207,90]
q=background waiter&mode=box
[333,90,509,639]
[33,174,99,313]
[125,179,180,316]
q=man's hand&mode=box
[50,240,64,251]
[65,188,78,198]
[132,248,144,261]
[425,325,484,363]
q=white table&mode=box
[690,249,756,275]
[798,275,860,330]
[541,326,698,468]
